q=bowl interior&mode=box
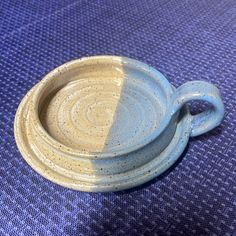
[38,57,171,154]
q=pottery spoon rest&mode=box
[14,56,224,192]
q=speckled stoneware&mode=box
[14,56,224,192]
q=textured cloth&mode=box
[0,0,236,235]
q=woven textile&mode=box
[0,0,236,235]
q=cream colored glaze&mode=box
[40,74,125,152]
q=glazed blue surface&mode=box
[102,57,175,155]
[0,0,235,235]
[172,80,225,137]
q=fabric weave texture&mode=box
[0,0,236,235]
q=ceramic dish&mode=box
[14,56,224,192]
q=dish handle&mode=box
[171,81,224,137]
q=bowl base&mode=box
[15,84,191,192]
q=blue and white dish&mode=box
[14,56,224,192]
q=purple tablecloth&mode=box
[0,0,235,235]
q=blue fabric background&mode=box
[0,0,236,235]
